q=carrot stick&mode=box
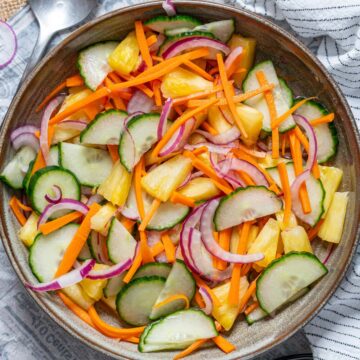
[173,339,208,360]
[244,301,259,315]
[238,278,257,313]
[115,72,154,99]
[15,198,32,212]
[153,294,189,309]
[146,34,157,47]
[152,80,162,106]
[39,211,83,235]
[170,192,196,207]
[31,151,46,175]
[311,113,334,126]
[151,98,218,158]
[151,55,164,62]
[135,21,153,68]
[241,263,252,276]
[138,198,162,231]
[200,121,218,135]
[194,275,221,307]
[151,241,165,257]
[9,196,27,225]
[216,229,232,270]
[237,170,255,186]
[49,87,110,125]
[184,60,214,81]
[194,289,206,308]
[123,252,142,283]
[161,233,176,263]
[173,86,223,105]
[209,66,219,75]
[192,146,208,156]
[256,70,279,158]
[228,222,251,305]
[212,336,236,354]
[217,53,247,138]
[55,203,101,277]
[281,134,287,156]
[66,74,84,87]
[107,145,120,163]
[140,230,154,264]
[308,219,325,241]
[134,158,146,220]
[277,162,292,227]
[36,81,66,112]
[121,217,135,232]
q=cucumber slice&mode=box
[48,145,59,166]
[116,276,166,326]
[193,19,235,43]
[266,161,296,188]
[103,273,126,298]
[134,263,172,280]
[279,78,294,108]
[107,217,137,264]
[257,251,328,314]
[59,142,113,187]
[78,241,92,261]
[245,307,267,325]
[80,109,128,145]
[295,99,338,163]
[164,27,192,36]
[139,309,218,352]
[243,61,296,133]
[77,41,118,91]
[150,260,196,320]
[0,146,36,189]
[29,223,79,282]
[119,113,160,172]
[28,166,81,215]
[214,186,283,231]
[22,159,35,192]
[144,15,201,34]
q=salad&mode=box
[1,1,348,358]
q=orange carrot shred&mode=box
[123,252,142,283]
[152,80,162,106]
[238,278,257,313]
[40,212,83,235]
[66,74,84,88]
[9,196,27,225]
[140,230,155,264]
[194,289,206,308]
[135,21,153,68]
[184,60,214,81]
[170,192,196,208]
[174,86,223,105]
[146,34,157,47]
[216,229,232,270]
[153,294,190,309]
[134,158,146,220]
[311,113,334,126]
[281,134,287,156]
[277,162,292,227]
[138,198,162,231]
[151,241,165,257]
[212,336,236,354]
[245,301,259,315]
[173,339,208,360]
[121,217,135,232]
[36,81,66,112]
[107,145,120,163]
[308,219,325,241]
[115,72,154,98]
[200,121,218,135]
[161,233,176,263]
[15,198,32,212]
[194,275,221,307]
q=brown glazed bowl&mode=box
[1,1,359,359]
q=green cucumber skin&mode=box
[310,178,325,227]
[22,159,35,191]
[256,251,328,314]
[134,263,172,279]
[145,206,190,232]
[144,15,202,33]
[279,78,294,108]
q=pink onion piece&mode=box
[87,258,132,280]
[0,20,17,69]
[198,286,213,315]
[57,120,88,131]
[177,171,204,189]
[290,169,312,223]
[196,126,241,145]
[149,33,165,53]
[224,46,243,72]
[322,243,334,265]
[11,132,39,152]
[162,0,176,16]
[293,114,317,170]
[86,193,103,206]
[10,125,38,142]
[38,199,89,227]
[184,142,233,155]
[200,199,264,263]
[257,141,269,152]
[44,185,62,204]
[121,206,140,221]
[163,37,230,60]
[25,259,95,292]
[219,105,234,125]
[224,170,246,189]
[157,98,172,140]
[127,90,154,114]
[40,96,64,165]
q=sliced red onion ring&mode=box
[25,259,95,292]
[86,193,104,206]
[224,170,246,189]
[40,96,64,165]
[322,243,334,265]
[127,90,154,114]
[162,0,176,16]
[0,20,17,69]
[57,120,88,131]
[198,286,213,315]
[44,185,62,204]
[184,142,233,155]
[293,114,317,171]
[149,34,165,53]
[177,171,203,189]
[290,169,311,221]
[124,111,144,125]
[121,206,140,221]
[163,37,230,60]
[224,46,243,72]
[157,98,172,140]
[11,132,39,152]
[200,199,264,263]
[10,125,38,142]
[38,199,89,226]
[257,141,269,152]
[196,126,241,145]
[86,258,132,280]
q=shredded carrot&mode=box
[212,335,236,354]
[174,105,184,116]
[134,158,146,220]
[244,301,259,315]
[138,198,162,231]
[184,60,214,81]
[152,55,164,62]
[256,70,279,158]
[194,275,221,307]
[55,203,101,277]
[9,196,27,225]
[14,198,32,212]
[160,233,176,262]
[281,134,287,156]
[151,241,165,257]
[237,170,255,186]
[216,229,232,270]
[49,87,110,125]
[238,278,257,313]
[173,86,223,105]
[173,339,207,360]
[152,80,162,106]
[39,211,83,235]
[308,219,325,241]
[140,230,155,264]
[271,97,314,129]
[311,113,334,126]
[123,252,142,283]
[58,293,95,328]
[194,289,206,308]
[104,99,113,110]
[135,21,153,68]
[152,98,218,158]
[36,81,66,112]
[200,121,218,135]
[241,263,252,276]
[277,162,292,227]
[209,67,219,76]
[154,294,190,309]
[228,222,251,305]
[217,53,247,138]
[107,145,120,163]
[121,217,135,232]
[146,34,157,47]
[170,192,196,207]
[192,146,208,155]
[31,150,46,175]
[113,72,154,98]
[66,74,84,87]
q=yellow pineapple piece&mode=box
[98,160,132,207]
[276,210,298,231]
[236,104,263,146]
[61,284,95,310]
[141,155,193,201]
[108,31,139,74]
[318,192,348,243]
[57,89,93,122]
[90,202,117,235]
[161,68,213,98]
[258,153,281,168]
[80,264,109,301]
[248,218,280,268]
[212,277,249,330]
[18,212,39,247]
[281,226,313,253]
[101,296,117,312]
[229,225,259,253]
[178,177,221,202]
[208,106,232,133]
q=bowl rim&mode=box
[1,1,360,359]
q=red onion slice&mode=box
[127,90,154,114]
[162,0,176,16]
[120,206,140,221]
[0,20,17,69]
[11,132,39,152]
[57,120,88,131]
[86,258,132,280]
[290,169,311,220]
[157,98,172,140]
[200,199,264,263]
[224,46,243,72]
[10,125,38,142]
[25,259,95,292]
[196,126,241,145]
[44,185,62,204]
[322,243,333,265]
[86,193,104,206]
[163,37,230,60]
[184,142,233,155]
[149,34,165,53]
[198,286,213,315]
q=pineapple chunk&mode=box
[229,225,259,253]
[18,212,39,247]
[248,218,280,268]
[228,35,256,86]
[57,89,93,122]
[141,155,193,201]
[161,68,213,98]
[98,160,132,206]
[318,192,348,243]
[90,202,117,235]
[178,177,221,202]
[108,31,139,74]
[52,127,81,144]
[236,104,263,146]
[281,226,313,253]
[101,295,117,312]
[276,210,298,231]
[212,277,249,330]
[61,284,95,310]
[80,264,109,301]
[208,106,232,133]
[319,166,343,217]
[187,134,211,166]
[258,153,281,168]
